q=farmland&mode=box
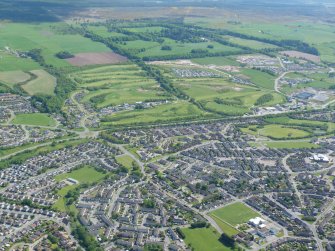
[0,22,111,68]
[21,69,56,95]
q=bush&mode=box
[55,51,74,59]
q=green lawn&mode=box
[115,155,134,169]
[242,124,311,139]
[22,69,56,95]
[265,141,319,149]
[182,227,235,251]
[210,215,239,237]
[192,56,240,66]
[55,165,106,183]
[209,202,260,226]
[53,166,107,211]
[11,113,56,127]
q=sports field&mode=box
[11,113,56,127]
[209,202,260,227]
[53,166,107,211]
[182,227,235,251]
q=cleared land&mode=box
[209,202,260,227]
[182,227,234,251]
[22,69,56,96]
[11,113,56,127]
[280,50,320,63]
[66,52,128,66]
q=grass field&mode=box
[242,124,310,139]
[0,52,41,72]
[101,101,212,127]
[192,56,240,66]
[53,166,107,211]
[265,116,335,133]
[22,69,56,95]
[0,22,111,67]
[115,155,134,169]
[210,215,239,237]
[264,141,319,149]
[239,68,276,90]
[0,70,31,87]
[209,202,260,227]
[172,76,284,116]
[223,36,279,50]
[11,113,56,127]
[182,227,235,251]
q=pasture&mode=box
[11,113,56,127]
[0,70,31,88]
[21,69,56,95]
[209,202,260,227]
[0,52,41,71]
[182,227,234,251]
[0,23,111,67]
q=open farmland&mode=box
[0,51,41,71]
[21,69,57,95]
[0,70,31,88]
[0,22,111,68]
[73,63,171,108]
[66,52,128,66]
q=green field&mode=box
[53,166,107,211]
[11,113,56,127]
[264,141,319,149]
[115,155,134,169]
[73,63,170,108]
[101,101,212,127]
[0,52,41,72]
[0,22,111,68]
[172,76,284,116]
[0,70,31,88]
[192,56,241,66]
[223,36,279,50]
[55,165,106,183]
[209,202,260,226]
[265,116,335,133]
[242,124,311,139]
[182,227,235,251]
[22,69,56,95]
[210,215,239,237]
